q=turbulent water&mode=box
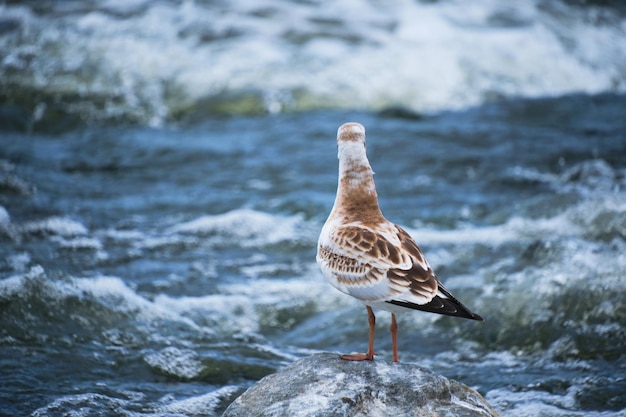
[2,0,626,128]
[1,1,626,416]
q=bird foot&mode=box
[340,352,375,361]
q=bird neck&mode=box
[331,152,383,223]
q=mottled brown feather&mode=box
[322,223,441,304]
[395,225,427,266]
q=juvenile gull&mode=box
[317,122,483,363]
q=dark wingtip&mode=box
[471,313,485,322]
[386,279,486,322]
[386,299,483,321]
[385,281,484,321]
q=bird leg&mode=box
[390,312,399,362]
[341,305,376,361]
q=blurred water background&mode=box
[1,1,625,416]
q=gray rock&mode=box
[223,352,499,417]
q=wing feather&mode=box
[331,224,412,269]
[319,221,483,320]
[319,222,440,305]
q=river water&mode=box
[1,1,625,416]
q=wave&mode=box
[168,208,308,247]
[487,385,626,417]
[1,0,625,129]
[0,266,210,346]
[2,186,624,360]
[421,192,626,361]
[30,385,241,417]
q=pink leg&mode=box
[341,306,376,361]
[390,313,399,362]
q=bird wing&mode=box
[388,225,484,320]
[319,223,438,304]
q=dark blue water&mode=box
[1,1,626,416]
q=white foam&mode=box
[0,270,213,339]
[31,393,130,417]
[21,216,88,237]
[405,191,626,248]
[168,208,304,246]
[0,205,9,224]
[133,234,196,250]
[486,387,623,417]
[509,160,625,198]
[71,275,206,332]
[155,292,259,334]
[159,385,240,415]
[2,0,624,123]
[143,346,205,380]
[104,229,145,241]
[405,214,574,248]
[153,272,345,335]
[51,236,103,250]
[0,275,25,298]
[6,252,31,272]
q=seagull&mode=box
[317,122,483,363]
